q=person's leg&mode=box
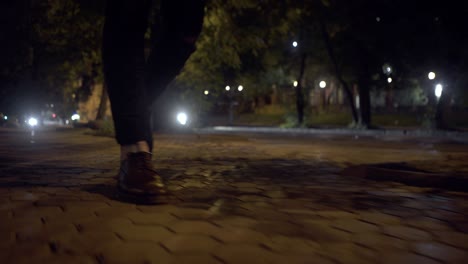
[103,0,153,158]
[144,0,205,151]
[103,0,165,201]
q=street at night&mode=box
[0,127,467,263]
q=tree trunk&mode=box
[296,53,307,125]
[358,74,371,127]
[318,12,359,123]
[96,83,108,120]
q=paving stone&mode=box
[2,129,468,264]
[330,219,380,234]
[213,216,259,228]
[212,227,270,244]
[261,235,321,254]
[76,216,133,233]
[213,244,277,264]
[299,220,353,242]
[252,221,305,237]
[404,216,453,231]
[162,234,220,254]
[383,226,433,241]
[352,232,409,251]
[321,243,379,264]
[115,225,174,242]
[125,211,178,225]
[35,254,97,264]
[12,206,64,220]
[269,254,336,264]
[379,251,442,264]
[170,220,221,235]
[434,231,468,250]
[3,242,52,264]
[94,206,136,218]
[412,241,468,263]
[316,210,358,219]
[359,211,402,225]
[167,254,222,264]
[10,191,45,201]
[169,207,218,220]
[98,241,171,264]
[49,230,121,255]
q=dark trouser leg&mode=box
[144,0,205,151]
[102,0,152,147]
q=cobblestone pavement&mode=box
[0,128,467,264]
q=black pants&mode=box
[102,0,204,151]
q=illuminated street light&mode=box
[428,72,436,80]
[292,41,298,48]
[382,64,392,75]
[387,77,392,83]
[204,90,209,95]
[3,116,7,120]
[238,85,243,92]
[293,81,298,87]
[225,85,230,91]
[319,81,327,89]
[435,84,443,99]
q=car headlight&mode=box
[28,117,38,127]
[177,112,188,126]
[71,114,80,121]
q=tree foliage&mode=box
[33,0,105,106]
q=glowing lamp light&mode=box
[225,86,230,91]
[387,77,392,83]
[28,117,38,127]
[292,41,298,48]
[435,84,443,98]
[319,81,327,89]
[293,81,298,87]
[71,114,80,121]
[3,116,7,120]
[204,90,209,95]
[428,72,436,80]
[177,112,188,126]
[238,85,243,92]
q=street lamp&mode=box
[293,81,298,87]
[238,85,243,92]
[204,90,209,95]
[435,84,443,99]
[225,85,230,91]
[292,41,298,48]
[387,77,392,83]
[319,81,327,89]
[428,72,436,80]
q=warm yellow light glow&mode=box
[293,81,298,87]
[204,90,209,95]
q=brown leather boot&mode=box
[117,152,166,202]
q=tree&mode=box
[179,0,298,113]
[32,0,105,118]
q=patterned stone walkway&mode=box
[0,128,467,264]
